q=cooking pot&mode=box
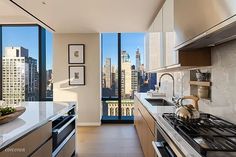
[175,95,200,121]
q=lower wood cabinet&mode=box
[31,139,52,157]
[134,96,155,157]
[0,122,52,157]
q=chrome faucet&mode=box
[158,73,177,102]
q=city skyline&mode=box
[102,33,145,66]
[2,26,53,70]
[2,46,53,103]
[102,48,156,98]
[102,48,157,118]
[2,47,39,104]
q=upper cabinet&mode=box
[145,32,163,71]
[145,7,164,71]
[162,0,177,67]
[163,0,173,32]
[145,0,212,72]
[146,0,177,71]
[174,0,236,49]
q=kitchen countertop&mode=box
[135,93,202,157]
[0,101,76,150]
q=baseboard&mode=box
[77,122,101,126]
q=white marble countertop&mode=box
[0,101,76,150]
[135,93,202,157]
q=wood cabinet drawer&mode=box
[136,99,155,135]
[31,139,52,157]
[0,122,52,157]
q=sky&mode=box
[102,33,145,67]
[2,26,53,70]
[2,28,144,71]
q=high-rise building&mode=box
[131,65,138,95]
[102,71,106,88]
[104,58,111,88]
[135,48,141,71]
[46,69,53,98]
[121,51,130,63]
[111,65,116,93]
[121,70,125,98]
[2,47,38,104]
[121,51,132,98]
[115,69,119,96]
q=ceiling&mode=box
[0,0,33,24]
[6,0,165,33]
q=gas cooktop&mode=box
[163,113,236,156]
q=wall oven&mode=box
[152,122,183,157]
[52,107,76,157]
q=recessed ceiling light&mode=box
[42,1,46,5]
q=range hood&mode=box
[176,15,236,50]
[174,0,236,50]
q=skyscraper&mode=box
[121,70,125,98]
[46,69,53,97]
[131,65,138,94]
[121,51,130,63]
[131,65,138,99]
[121,51,132,98]
[2,47,38,104]
[135,48,141,71]
[104,58,111,88]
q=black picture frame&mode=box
[69,66,85,85]
[68,44,85,64]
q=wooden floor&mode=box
[77,124,144,157]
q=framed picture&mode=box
[68,44,85,64]
[69,66,85,85]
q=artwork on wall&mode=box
[68,44,85,64]
[69,66,85,85]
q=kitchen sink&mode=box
[145,98,174,106]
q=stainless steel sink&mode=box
[145,98,174,106]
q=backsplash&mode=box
[158,39,236,124]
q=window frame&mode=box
[101,33,133,123]
[0,24,52,101]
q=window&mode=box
[46,30,53,100]
[101,33,156,122]
[102,33,119,120]
[0,25,52,104]
[102,33,118,98]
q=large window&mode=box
[102,33,156,122]
[0,25,53,104]
[102,33,119,120]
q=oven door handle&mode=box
[152,141,177,157]
[152,141,163,157]
[53,116,76,134]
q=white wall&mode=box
[53,33,101,126]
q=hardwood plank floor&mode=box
[77,124,144,157]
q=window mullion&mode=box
[118,33,122,119]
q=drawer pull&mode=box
[53,116,76,134]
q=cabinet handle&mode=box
[152,141,163,157]
[53,116,76,134]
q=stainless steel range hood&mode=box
[174,0,236,50]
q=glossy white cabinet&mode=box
[146,0,177,71]
[145,32,164,71]
[145,8,164,71]
[163,0,178,67]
